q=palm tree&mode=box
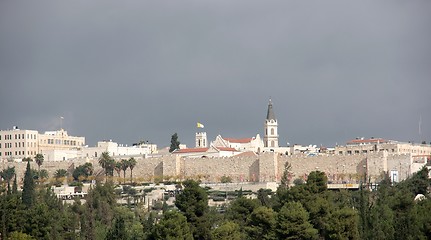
[114,162,122,182]
[121,159,129,184]
[106,158,115,178]
[98,151,112,178]
[35,153,44,174]
[54,169,68,181]
[128,157,137,184]
[1,166,15,194]
[39,169,49,182]
[54,169,68,179]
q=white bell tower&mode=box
[264,99,279,148]
[196,132,207,148]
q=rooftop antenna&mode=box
[419,114,422,141]
[60,116,64,130]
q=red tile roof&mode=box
[224,137,253,143]
[216,147,238,152]
[173,148,209,154]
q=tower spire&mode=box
[266,98,276,120]
[264,98,279,148]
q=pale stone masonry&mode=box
[4,151,425,186]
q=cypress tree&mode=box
[12,175,17,194]
[169,133,180,153]
[22,161,35,208]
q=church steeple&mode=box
[264,98,279,148]
[266,98,276,121]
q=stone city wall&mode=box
[2,152,414,185]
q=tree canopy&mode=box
[169,133,180,153]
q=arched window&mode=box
[271,141,275,147]
[271,128,274,135]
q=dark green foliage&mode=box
[175,180,208,219]
[169,133,180,153]
[306,171,328,193]
[175,180,210,239]
[12,174,18,194]
[293,178,305,186]
[1,166,15,194]
[99,151,115,177]
[54,169,68,179]
[277,201,318,239]
[0,166,429,240]
[106,216,126,240]
[369,203,395,239]
[245,206,276,240]
[398,166,430,195]
[128,157,137,183]
[212,220,243,240]
[34,153,44,173]
[22,161,35,208]
[325,207,359,240]
[226,197,259,227]
[72,162,93,181]
[257,188,274,207]
[121,159,129,183]
[152,211,193,240]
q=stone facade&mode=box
[3,151,424,186]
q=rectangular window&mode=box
[22,134,24,139]
[355,150,359,154]
[347,150,352,154]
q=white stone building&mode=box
[211,134,264,153]
[172,145,241,158]
[0,126,84,162]
[81,140,158,159]
[335,138,431,156]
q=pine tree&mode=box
[169,133,180,153]
[106,216,126,240]
[280,161,292,190]
[22,161,35,208]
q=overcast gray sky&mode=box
[1,1,430,148]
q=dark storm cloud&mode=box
[1,1,430,147]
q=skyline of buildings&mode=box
[1,100,430,163]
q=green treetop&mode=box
[169,133,180,153]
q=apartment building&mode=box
[0,127,38,160]
[0,126,85,161]
[336,138,431,156]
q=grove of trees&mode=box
[1,160,430,239]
